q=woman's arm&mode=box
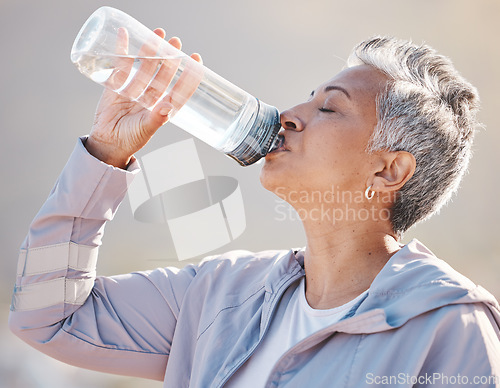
[8,138,197,380]
[9,27,204,379]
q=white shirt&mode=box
[227,278,368,387]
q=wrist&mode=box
[84,136,132,169]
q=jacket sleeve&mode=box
[8,137,197,381]
[418,302,500,387]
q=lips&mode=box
[268,134,287,153]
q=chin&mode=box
[259,162,273,192]
[259,159,288,196]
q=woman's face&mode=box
[260,64,389,203]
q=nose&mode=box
[280,107,304,132]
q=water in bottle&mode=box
[71,7,282,165]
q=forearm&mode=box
[11,136,137,314]
[8,137,158,375]
[8,137,202,380]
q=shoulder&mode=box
[199,248,292,267]
[193,248,302,295]
[363,239,500,331]
[195,248,296,283]
[423,302,499,337]
[173,248,300,319]
[373,239,478,292]
[141,248,300,306]
[417,302,500,378]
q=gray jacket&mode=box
[9,138,500,387]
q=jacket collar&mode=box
[267,239,500,335]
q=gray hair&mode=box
[347,37,480,237]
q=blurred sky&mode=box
[1,0,499,386]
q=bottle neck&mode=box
[226,100,281,166]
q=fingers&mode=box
[168,36,182,50]
[147,101,175,130]
[120,31,167,101]
[153,28,166,39]
[102,26,203,118]
[136,33,183,108]
[190,53,203,64]
[104,27,134,90]
[165,55,204,113]
[116,27,129,55]
[136,55,181,108]
[143,52,204,130]
[119,30,186,109]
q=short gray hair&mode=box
[347,37,480,237]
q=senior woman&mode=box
[9,35,500,387]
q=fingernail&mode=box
[160,108,172,116]
[159,106,173,117]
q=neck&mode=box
[300,215,400,310]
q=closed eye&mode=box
[319,107,335,113]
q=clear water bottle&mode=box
[70,6,282,166]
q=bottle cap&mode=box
[226,100,281,166]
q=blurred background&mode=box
[1,0,499,386]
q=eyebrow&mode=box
[310,85,351,99]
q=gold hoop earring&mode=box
[365,185,375,200]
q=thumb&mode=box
[147,102,175,129]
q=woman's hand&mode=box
[85,28,202,169]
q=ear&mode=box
[370,151,416,193]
